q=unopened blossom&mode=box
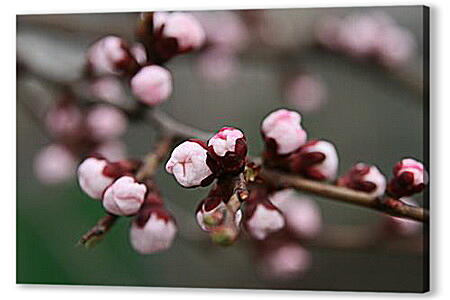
[258,242,311,280]
[165,140,214,188]
[207,127,247,175]
[387,158,428,198]
[284,75,327,113]
[270,189,322,240]
[383,198,422,237]
[45,100,82,138]
[261,109,307,155]
[94,140,127,161]
[86,36,135,75]
[130,43,147,66]
[338,163,386,197]
[289,140,339,181]
[153,12,206,52]
[130,206,177,254]
[244,189,285,240]
[197,49,238,84]
[89,77,127,106]
[131,65,173,106]
[77,157,116,199]
[86,105,128,141]
[375,25,415,67]
[102,176,147,216]
[34,144,77,185]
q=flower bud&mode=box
[89,77,127,106]
[34,144,77,185]
[130,206,177,254]
[197,49,238,84]
[196,197,242,231]
[207,127,247,175]
[165,140,215,188]
[261,109,307,155]
[102,176,147,216]
[130,65,173,106]
[257,242,311,280]
[284,74,327,113]
[86,105,127,141]
[270,189,322,240]
[153,12,206,53]
[45,99,82,138]
[289,140,339,181]
[387,158,428,198]
[337,163,386,197]
[94,140,127,161]
[375,25,415,68]
[130,43,147,66]
[244,189,285,240]
[86,36,136,75]
[77,157,116,199]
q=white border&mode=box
[4,0,449,299]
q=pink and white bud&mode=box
[89,77,127,106]
[102,176,146,216]
[45,101,82,138]
[383,198,422,237]
[154,12,206,52]
[208,127,244,157]
[258,242,311,280]
[289,140,339,181]
[284,75,327,113]
[261,109,307,155]
[86,36,135,75]
[388,158,428,198]
[86,105,128,141]
[375,25,415,67]
[130,210,177,254]
[338,163,386,197]
[130,65,173,106]
[130,43,147,66]
[165,140,214,188]
[94,140,127,162]
[245,201,285,240]
[34,144,77,185]
[270,189,322,240]
[77,157,115,199]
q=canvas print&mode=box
[17,6,429,292]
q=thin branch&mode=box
[258,168,428,222]
[78,214,118,248]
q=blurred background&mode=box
[17,6,427,292]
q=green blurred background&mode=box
[17,6,427,292]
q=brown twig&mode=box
[258,168,428,222]
[78,214,118,248]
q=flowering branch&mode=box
[258,168,428,222]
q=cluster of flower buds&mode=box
[337,163,387,197]
[194,11,249,84]
[284,74,328,113]
[77,156,177,253]
[387,158,428,198]
[261,109,338,181]
[166,127,247,188]
[34,93,128,185]
[315,12,416,68]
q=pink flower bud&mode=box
[289,140,339,181]
[86,36,135,75]
[102,176,146,216]
[284,75,327,113]
[261,109,307,155]
[337,163,386,197]
[130,65,173,106]
[130,43,147,66]
[89,77,127,106]
[154,12,206,52]
[86,105,127,141]
[130,208,177,254]
[45,100,82,138]
[375,25,415,67]
[165,140,214,188]
[34,144,77,185]
[258,242,311,280]
[207,127,247,175]
[270,189,322,240]
[77,157,116,199]
[388,158,428,198]
[196,49,238,84]
[244,189,285,240]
